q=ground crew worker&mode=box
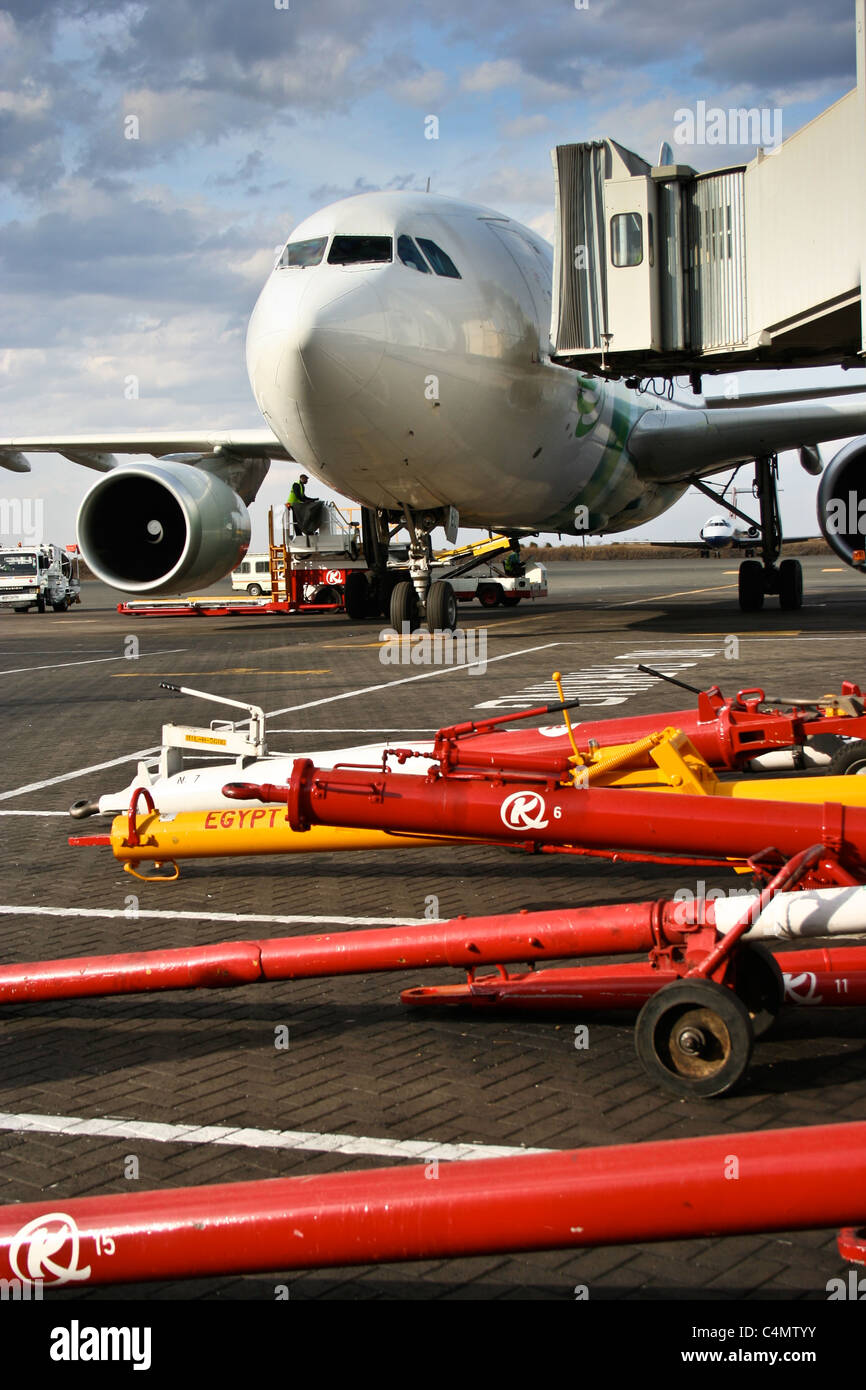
[287,474,324,537]
[502,543,524,578]
[288,474,309,508]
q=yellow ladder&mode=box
[268,508,290,603]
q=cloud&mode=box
[500,113,552,140]
[391,68,448,107]
[461,59,523,94]
[308,173,420,205]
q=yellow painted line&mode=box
[112,668,330,678]
[611,584,738,608]
[822,567,845,572]
[322,610,552,646]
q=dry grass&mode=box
[525,538,829,562]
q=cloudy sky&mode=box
[0,0,861,550]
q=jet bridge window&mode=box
[278,237,328,268]
[416,237,461,278]
[610,212,643,267]
[327,236,393,265]
[397,235,431,273]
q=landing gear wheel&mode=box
[344,570,370,620]
[827,740,866,776]
[247,583,263,596]
[377,570,399,618]
[738,559,764,612]
[635,979,753,1097]
[732,944,784,1039]
[501,594,521,608]
[427,580,457,631]
[390,580,421,632]
[778,558,803,611]
[51,599,68,612]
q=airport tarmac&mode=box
[0,553,864,1301]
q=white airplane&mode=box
[2,188,866,621]
[699,515,760,551]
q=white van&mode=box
[231,555,272,595]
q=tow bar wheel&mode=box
[635,979,754,1098]
[733,943,785,1038]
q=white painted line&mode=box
[0,642,557,806]
[0,904,443,927]
[609,584,737,608]
[264,642,561,718]
[0,1111,547,1162]
[0,810,68,817]
[0,749,159,802]
[0,647,186,677]
[270,728,441,734]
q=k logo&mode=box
[500,791,549,831]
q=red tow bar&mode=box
[0,1121,863,1288]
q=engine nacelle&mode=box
[77,462,250,594]
[817,438,866,571]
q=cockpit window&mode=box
[397,235,430,273]
[278,237,328,268]
[416,237,461,279]
[327,235,392,265]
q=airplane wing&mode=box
[0,428,293,505]
[0,428,292,472]
[628,396,866,480]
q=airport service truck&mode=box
[0,544,81,613]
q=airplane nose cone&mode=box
[275,277,386,406]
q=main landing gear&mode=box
[695,456,803,613]
[735,456,803,613]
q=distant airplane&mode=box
[699,514,761,553]
[1,189,865,620]
[657,512,815,557]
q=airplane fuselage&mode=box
[245,191,685,536]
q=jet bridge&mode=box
[551,0,866,383]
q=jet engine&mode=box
[817,438,866,570]
[77,461,251,594]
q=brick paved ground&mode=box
[0,560,864,1299]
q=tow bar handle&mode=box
[223,782,285,803]
[637,664,705,696]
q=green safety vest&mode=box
[288,481,306,505]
